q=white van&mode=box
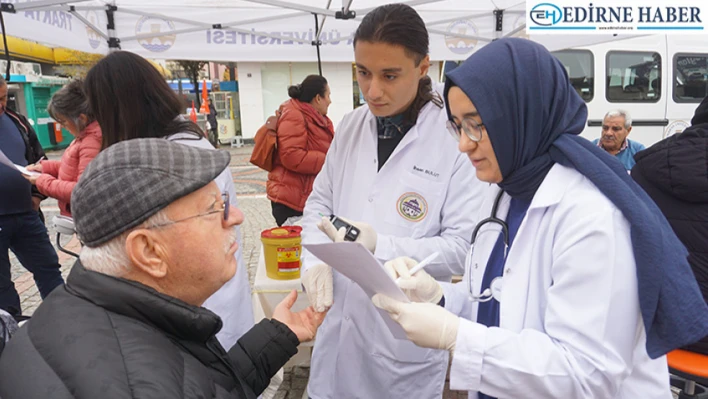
[552,35,708,147]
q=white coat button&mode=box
[345,316,350,321]
[505,268,511,274]
[368,198,373,203]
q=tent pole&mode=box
[341,0,353,15]
[10,0,93,11]
[106,4,120,52]
[313,13,322,76]
[316,0,332,39]
[69,6,110,40]
[503,23,526,38]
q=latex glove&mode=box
[384,256,443,304]
[272,289,328,343]
[301,263,333,312]
[372,294,459,352]
[317,216,377,253]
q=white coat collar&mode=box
[527,163,583,210]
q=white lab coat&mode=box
[442,164,672,399]
[168,134,255,350]
[301,101,487,399]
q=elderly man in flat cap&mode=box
[0,138,326,399]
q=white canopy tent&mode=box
[0,0,643,62]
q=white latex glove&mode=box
[384,256,443,304]
[301,263,333,312]
[372,294,459,352]
[318,216,377,253]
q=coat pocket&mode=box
[384,172,446,232]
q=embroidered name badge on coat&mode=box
[397,192,428,222]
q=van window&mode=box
[552,50,594,102]
[606,51,661,103]
[674,54,708,102]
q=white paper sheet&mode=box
[303,241,410,340]
[0,149,40,176]
[14,164,40,177]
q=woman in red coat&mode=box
[25,81,102,217]
[267,75,335,226]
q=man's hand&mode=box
[301,263,333,312]
[372,294,459,352]
[273,290,327,343]
[30,196,42,211]
[317,216,377,253]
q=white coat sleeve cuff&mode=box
[450,318,487,392]
[441,282,465,316]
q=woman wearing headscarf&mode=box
[373,38,708,398]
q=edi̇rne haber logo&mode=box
[527,1,705,33]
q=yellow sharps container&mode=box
[260,226,302,280]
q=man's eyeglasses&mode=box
[146,191,230,229]
[446,118,486,143]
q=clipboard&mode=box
[303,241,410,339]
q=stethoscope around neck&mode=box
[466,189,508,303]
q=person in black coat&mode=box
[632,95,708,355]
[0,138,327,398]
[0,76,60,320]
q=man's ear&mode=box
[418,55,431,78]
[125,229,168,279]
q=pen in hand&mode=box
[395,252,439,283]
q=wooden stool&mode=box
[668,349,708,398]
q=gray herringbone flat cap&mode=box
[71,138,230,247]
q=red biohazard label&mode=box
[277,246,301,274]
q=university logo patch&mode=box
[397,192,428,222]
